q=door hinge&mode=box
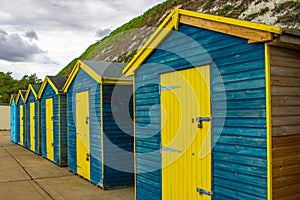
[197,188,213,196]
[161,146,182,153]
[160,85,180,93]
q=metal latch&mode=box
[85,116,90,124]
[196,117,211,128]
[197,188,213,196]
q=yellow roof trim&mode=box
[24,84,38,102]
[178,9,282,34]
[63,60,102,92]
[15,90,26,105]
[9,95,15,106]
[63,59,133,92]
[38,76,59,98]
[62,61,80,92]
[123,8,282,76]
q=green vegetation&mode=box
[259,7,269,15]
[218,4,234,16]
[0,72,42,104]
[245,12,259,20]
[245,6,269,20]
[57,0,300,77]
[275,1,300,24]
[202,0,214,11]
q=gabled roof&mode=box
[38,76,68,98]
[123,8,283,76]
[24,84,41,102]
[63,59,132,92]
[9,94,17,106]
[15,90,27,105]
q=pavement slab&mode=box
[36,176,134,200]
[0,180,51,200]
[0,155,31,182]
[0,131,134,200]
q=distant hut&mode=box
[15,90,27,147]
[24,84,41,154]
[63,60,134,188]
[9,94,18,143]
[38,76,68,166]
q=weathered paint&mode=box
[134,24,267,200]
[67,67,134,188]
[40,82,67,166]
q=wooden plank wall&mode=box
[270,45,300,200]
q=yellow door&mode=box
[19,105,24,146]
[76,91,90,180]
[30,102,35,151]
[46,98,54,161]
[161,66,212,200]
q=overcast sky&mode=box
[0,0,164,79]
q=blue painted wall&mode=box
[10,100,17,143]
[26,91,40,154]
[102,84,134,187]
[134,24,267,200]
[16,98,26,146]
[67,68,134,188]
[41,83,67,166]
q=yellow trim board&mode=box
[123,8,282,76]
[178,9,282,34]
[24,84,39,102]
[265,43,272,200]
[9,94,16,106]
[16,90,26,105]
[38,76,59,98]
[63,59,133,92]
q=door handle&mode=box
[196,117,211,128]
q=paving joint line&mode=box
[3,146,55,200]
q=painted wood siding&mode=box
[135,24,267,200]
[26,91,40,153]
[67,69,102,184]
[270,45,300,199]
[102,84,134,188]
[41,84,67,166]
[15,101,20,144]
[10,101,17,143]
[58,94,67,165]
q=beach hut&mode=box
[123,9,300,200]
[15,90,27,147]
[62,60,134,188]
[9,94,18,143]
[24,84,41,154]
[38,76,68,166]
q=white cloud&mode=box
[0,0,165,79]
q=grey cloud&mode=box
[0,31,43,62]
[95,28,112,38]
[0,29,7,35]
[25,30,38,40]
